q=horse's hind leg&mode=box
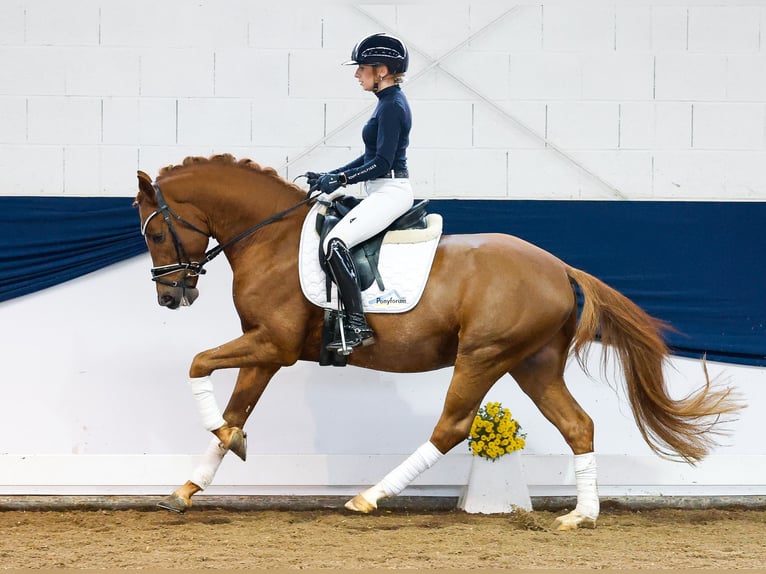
[345,358,503,513]
[510,334,599,530]
[158,365,279,513]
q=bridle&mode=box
[141,180,314,289]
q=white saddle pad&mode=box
[298,203,442,314]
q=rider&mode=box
[308,33,414,353]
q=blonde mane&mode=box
[158,154,305,194]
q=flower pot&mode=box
[458,450,532,514]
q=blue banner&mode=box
[1,196,763,366]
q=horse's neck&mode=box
[193,169,305,257]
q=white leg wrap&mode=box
[189,376,226,432]
[573,452,600,519]
[378,441,444,497]
[190,437,227,490]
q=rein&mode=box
[143,181,314,286]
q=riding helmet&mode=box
[344,33,409,74]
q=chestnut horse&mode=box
[134,154,739,530]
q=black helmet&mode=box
[344,33,409,74]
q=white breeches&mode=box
[322,178,414,253]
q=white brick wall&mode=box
[0,1,764,199]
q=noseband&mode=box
[141,181,314,289]
[142,183,209,289]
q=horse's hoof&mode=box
[157,494,191,514]
[220,428,247,462]
[344,493,377,514]
[552,510,597,531]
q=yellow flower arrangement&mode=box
[468,401,526,461]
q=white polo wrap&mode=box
[189,376,226,432]
[573,452,600,519]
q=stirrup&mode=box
[326,313,374,355]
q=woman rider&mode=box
[308,33,414,354]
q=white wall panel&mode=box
[433,149,507,197]
[27,97,101,145]
[615,5,652,52]
[727,55,766,102]
[0,1,25,45]
[653,151,766,199]
[441,51,511,101]
[395,5,471,56]
[25,0,99,46]
[692,103,765,151]
[246,4,324,50]
[63,48,140,97]
[619,102,692,150]
[63,145,138,197]
[655,54,728,101]
[0,144,63,195]
[139,49,214,98]
[508,148,621,200]
[410,100,472,148]
[251,99,325,147]
[178,98,252,146]
[687,6,761,54]
[468,5,542,53]
[508,53,583,100]
[0,47,66,95]
[101,0,249,49]
[287,49,359,99]
[651,7,688,52]
[547,102,619,150]
[214,49,288,98]
[542,4,615,52]
[581,54,654,101]
[472,102,546,150]
[572,150,654,199]
[0,97,27,143]
[102,98,176,145]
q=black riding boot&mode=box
[325,239,375,353]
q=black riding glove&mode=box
[317,173,345,194]
[305,171,323,189]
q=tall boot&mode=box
[325,238,375,353]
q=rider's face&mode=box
[354,64,386,92]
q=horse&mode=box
[133,154,741,530]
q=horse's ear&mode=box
[136,170,156,203]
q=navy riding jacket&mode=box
[332,85,411,184]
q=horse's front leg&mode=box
[159,364,279,513]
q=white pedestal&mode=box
[458,451,532,514]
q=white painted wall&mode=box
[1,1,764,497]
[1,1,765,199]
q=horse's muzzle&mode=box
[158,286,199,309]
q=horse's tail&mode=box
[565,265,742,463]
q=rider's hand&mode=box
[317,173,344,194]
[305,171,323,189]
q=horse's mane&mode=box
[158,154,305,194]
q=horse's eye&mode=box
[148,232,165,244]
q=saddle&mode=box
[315,196,430,296]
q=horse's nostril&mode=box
[159,294,176,307]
